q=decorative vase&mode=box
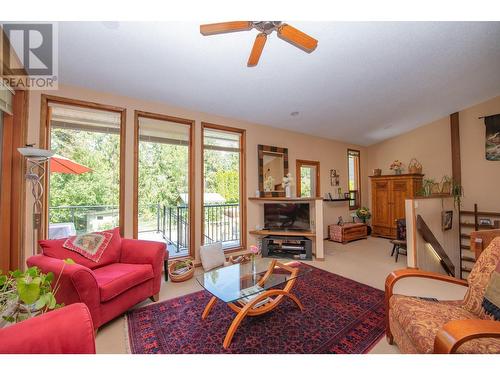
[395,169,402,175]
[285,185,292,198]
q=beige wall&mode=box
[366,95,500,213]
[460,95,500,212]
[25,84,367,264]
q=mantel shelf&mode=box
[249,230,316,237]
[248,197,322,202]
[323,198,350,202]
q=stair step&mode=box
[460,244,470,250]
[461,255,476,262]
[460,234,470,240]
[461,265,473,272]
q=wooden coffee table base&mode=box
[201,260,305,349]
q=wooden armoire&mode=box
[370,174,423,239]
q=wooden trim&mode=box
[385,269,468,343]
[295,159,320,198]
[201,122,247,251]
[0,110,13,272]
[39,95,127,239]
[0,90,28,271]
[434,319,500,353]
[133,110,196,259]
[450,112,461,185]
[347,148,361,210]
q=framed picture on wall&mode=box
[441,210,453,231]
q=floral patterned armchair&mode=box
[385,230,500,353]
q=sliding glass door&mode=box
[202,123,246,250]
[135,112,193,258]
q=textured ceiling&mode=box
[57,21,500,145]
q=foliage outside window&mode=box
[348,149,361,210]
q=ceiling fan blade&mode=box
[247,33,267,67]
[277,24,318,52]
[200,21,252,36]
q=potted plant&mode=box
[389,160,404,175]
[356,207,372,235]
[0,259,74,328]
[440,175,452,194]
[420,178,436,197]
[452,181,464,210]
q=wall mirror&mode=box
[258,145,288,197]
[296,159,320,197]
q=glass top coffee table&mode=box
[196,258,310,348]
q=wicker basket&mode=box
[168,258,195,282]
[431,182,441,195]
[408,158,422,174]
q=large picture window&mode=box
[202,123,246,250]
[44,99,125,239]
[347,149,361,210]
[134,111,194,258]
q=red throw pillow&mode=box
[39,227,122,269]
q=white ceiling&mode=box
[58,21,500,146]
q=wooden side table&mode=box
[329,223,368,244]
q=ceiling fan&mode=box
[200,21,318,67]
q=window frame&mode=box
[133,110,195,259]
[296,159,320,198]
[39,94,127,239]
[201,121,246,253]
[347,148,361,210]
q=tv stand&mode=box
[247,197,324,260]
[261,235,312,260]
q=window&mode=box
[42,97,126,239]
[347,149,361,210]
[296,160,320,198]
[202,123,246,250]
[134,111,194,258]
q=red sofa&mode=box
[27,228,166,328]
[0,303,95,354]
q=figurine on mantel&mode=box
[282,173,293,198]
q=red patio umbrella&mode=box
[50,154,92,174]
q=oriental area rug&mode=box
[126,264,385,354]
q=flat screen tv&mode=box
[264,203,310,231]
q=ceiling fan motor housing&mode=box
[252,21,282,34]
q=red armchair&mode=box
[0,303,95,354]
[27,228,166,328]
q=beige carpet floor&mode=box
[95,236,468,354]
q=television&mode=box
[264,203,310,231]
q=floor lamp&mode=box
[18,147,55,256]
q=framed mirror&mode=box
[258,145,288,197]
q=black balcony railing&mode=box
[49,202,241,254]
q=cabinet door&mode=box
[372,180,391,227]
[390,179,409,223]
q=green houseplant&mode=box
[356,207,372,235]
[0,259,74,327]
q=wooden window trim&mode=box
[296,159,320,198]
[201,121,246,252]
[133,110,195,259]
[347,148,361,210]
[0,90,28,271]
[39,94,127,239]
